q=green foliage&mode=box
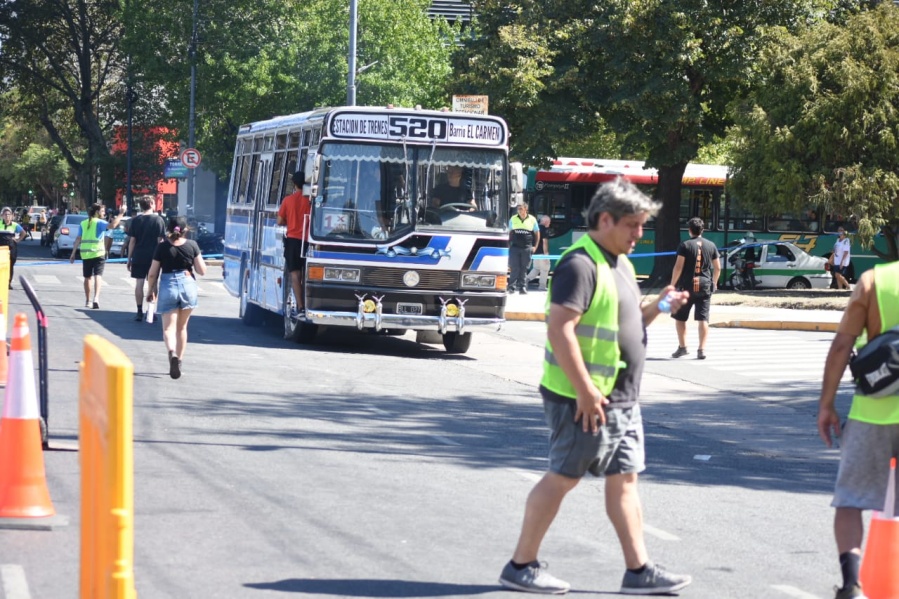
[0,107,69,206]
[730,4,899,256]
[131,0,455,177]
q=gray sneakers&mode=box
[499,561,570,595]
[620,562,692,595]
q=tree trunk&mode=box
[647,162,688,286]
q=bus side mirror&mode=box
[509,161,524,206]
[305,151,319,196]
[510,162,524,193]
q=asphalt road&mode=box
[0,237,858,599]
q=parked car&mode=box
[107,216,131,258]
[50,214,88,258]
[721,241,831,290]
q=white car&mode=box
[50,214,88,258]
[721,241,831,290]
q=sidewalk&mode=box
[504,289,843,331]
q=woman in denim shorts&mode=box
[146,216,207,379]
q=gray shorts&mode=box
[542,392,646,479]
[832,419,899,512]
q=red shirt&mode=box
[278,190,311,240]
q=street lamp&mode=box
[187,0,199,220]
[347,0,357,106]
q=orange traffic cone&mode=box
[860,457,899,599]
[0,298,7,386]
[0,313,54,518]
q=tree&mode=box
[0,0,127,205]
[458,0,828,283]
[0,105,70,208]
[729,4,899,262]
[130,0,455,177]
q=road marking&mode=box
[642,524,680,541]
[120,277,136,288]
[693,455,712,461]
[31,275,60,286]
[1,564,32,599]
[506,468,542,483]
[769,584,819,598]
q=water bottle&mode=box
[145,301,156,323]
[658,292,674,314]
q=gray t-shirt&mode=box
[541,238,645,408]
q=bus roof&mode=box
[237,107,332,136]
[539,157,729,186]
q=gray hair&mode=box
[586,177,660,229]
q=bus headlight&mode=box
[445,303,461,318]
[323,267,361,283]
[462,273,497,289]
[363,299,377,313]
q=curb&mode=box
[505,311,545,322]
[711,320,838,332]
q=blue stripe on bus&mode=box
[470,247,509,270]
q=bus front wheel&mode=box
[283,286,317,343]
[442,331,472,354]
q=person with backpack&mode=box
[668,217,721,360]
[818,260,899,599]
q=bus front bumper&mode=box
[304,306,503,334]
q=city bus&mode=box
[222,105,514,353]
[526,157,888,280]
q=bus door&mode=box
[251,152,274,304]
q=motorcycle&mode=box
[729,253,757,290]
[193,223,223,256]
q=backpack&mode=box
[849,325,899,398]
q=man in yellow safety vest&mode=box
[818,260,899,599]
[70,202,125,309]
[499,179,692,595]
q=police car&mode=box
[721,241,831,290]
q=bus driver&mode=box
[431,166,475,208]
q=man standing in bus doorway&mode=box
[70,203,126,309]
[508,202,540,294]
[831,227,852,290]
[669,217,720,360]
[0,207,27,289]
[526,214,552,291]
[817,260,899,599]
[127,197,167,321]
[277,170,311,316]
[499,179,693,596]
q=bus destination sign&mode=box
[329,112,505,147]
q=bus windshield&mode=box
[313,142,508,242]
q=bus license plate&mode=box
[396,303,423,315]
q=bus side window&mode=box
[245,155,261,205]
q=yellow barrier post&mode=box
[79,335,136,599]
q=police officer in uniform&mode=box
[508,202,539,294]
[0,207,27,289]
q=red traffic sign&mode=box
[180,148,202,169]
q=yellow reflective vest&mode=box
[541,234,630,398]
[849,261,899,424]
[79,218,106,260]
